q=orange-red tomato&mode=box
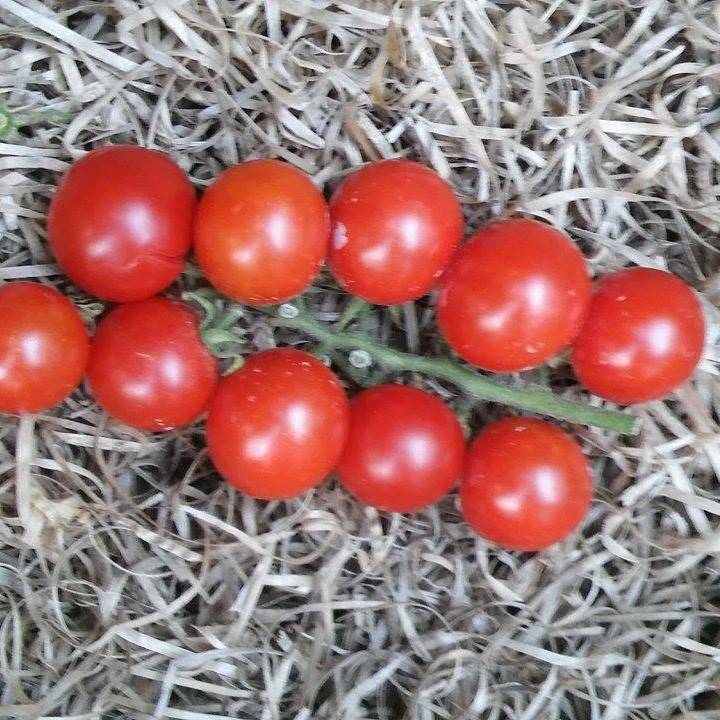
[460,417,592,551]
[0,282,89,414]
[48,145,195,302]
[194,160,329,305]
[329,160,463,304]
[87,298,219,431]
[206,349,349,499]
[571,268,705,403]
[438,218,591,372]
[337,384,465,512]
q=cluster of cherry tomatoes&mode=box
[0,146,705,551]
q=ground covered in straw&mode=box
[1,1,720,718]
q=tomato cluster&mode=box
[1,145,706,551]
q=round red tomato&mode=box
[206,348,349,499]
[337,384,465,512]
[571,267,704,403]
[193,159,329,305]
[460,417,592,551]
[48,145,196,302]
[328,159,463,304]
[0,282,89,414]
[87,297,218,431]
[437,218,591,372]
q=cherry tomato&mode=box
[571,268,704,404]
[206,348,349,499]
[0,282,89,414]
[194,160,329,305]
[48,145,196,302]
[87,297,218,431]
[337,384,465,512]
[460,417,592,551]
[329,159,463,304]
[437,218,591,372]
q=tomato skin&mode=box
[328,160,463,305]
[194,160,330,305]
[460,417,592,551]
[337,384,465,512]
[48,145,196,302]
[571,268,705,404]
[437,218,591,372]
[87,298,218,431]
[0,282,89,414]
[206,349,349,499]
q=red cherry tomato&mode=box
[337,384,465,512]
[87,297,218,431]
[571,268,705,404]
[329,160,463,304]
[207,348,349,499]
[460,417,592,551]
[48,145,196,302]
[194,160,329,305]
[437,218,591,372]
[0,282,89,414]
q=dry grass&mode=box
[1,1,720,718]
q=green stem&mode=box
[271,311,641,435]
[335,296,369,331]
[311,296,370,359]
[0,106,14,138]
[183,290,217,330]
[217,305,245,331]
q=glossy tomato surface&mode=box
[329,160,463,304]
[337,384,465,512]
[460,417,592,551]
[88,298,218,431]
[207,348,349,499]
[194,159,329,305]
[571,268,704,404]
[0,282,89,414]
[437,218,591,372]
[48,145,196,302]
